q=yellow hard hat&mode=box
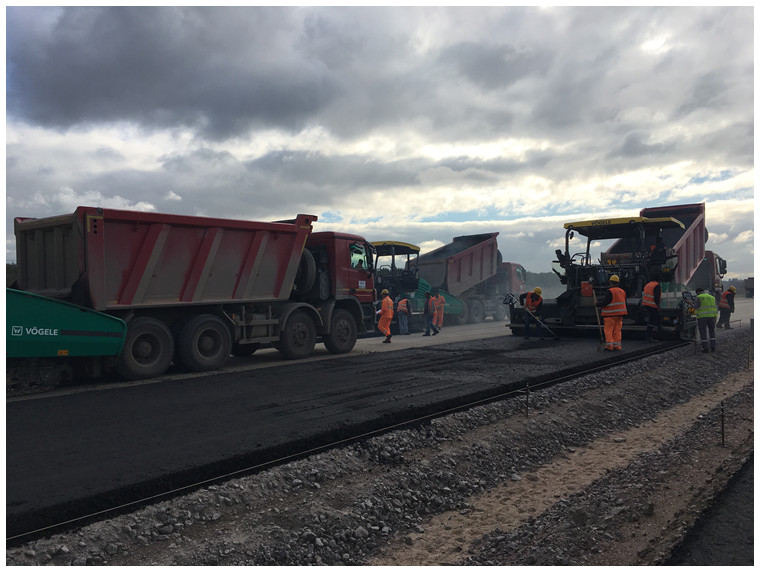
[381,289,389,295]
[729,286,736,293]
[609,275,620,283]
[533,287,542,295]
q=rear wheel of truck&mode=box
[323,309,357,354]
[117,317,175,380]
[231,342,260,357]
[175,314,233,372]
[492,301,506,321]
[467,300,484,323]
[279,310,316,359]
[450,303,469,325]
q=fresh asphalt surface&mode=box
[7,299,753,540]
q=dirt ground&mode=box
[368,367,754,566]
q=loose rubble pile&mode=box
[6,329,753,566]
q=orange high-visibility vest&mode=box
[718,291,732,310]
[435,294,445,311]
[602,287,627,316]
[524,292,542,312]
[380,296,394,319]
[397,298,409,313]
[642,281,659,309]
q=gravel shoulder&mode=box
[6,329,754,566]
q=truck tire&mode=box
[231,342,260,357]
[492,302,506,321]
[279,310,316,360]
[467,300,484,323]
[117,317,174,380]
[175,314,233,372]
[450,302,469,325]
[323,309,357,354]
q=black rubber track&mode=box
[6,335,683,542]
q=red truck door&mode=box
[345,239,375,304]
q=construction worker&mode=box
[649,236,667,264]
[695,287,717,352]
[396,294,410,335]
[717,286,736,329]
[433,289,446,330]
[519,287,544,340]
[642,278,662,342]
[423,291,439,336]
[376,289,394,343]
[597,275,627,351]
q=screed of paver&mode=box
[368,370,753,566]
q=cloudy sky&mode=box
[5,6,755,277]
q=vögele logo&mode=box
[12,326,23,336]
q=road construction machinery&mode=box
[506,203,725,341]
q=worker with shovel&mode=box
[597,275,628,351]
[520,287,545,340]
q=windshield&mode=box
[350,242,370,270]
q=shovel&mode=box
[592,290,606,352]
[506,293,560,341]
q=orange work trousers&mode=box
[378,315,392,337]
[603,316,623,350]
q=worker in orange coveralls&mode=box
[433,288,446,330]
[377,289,394,343]
[597,275,628,351]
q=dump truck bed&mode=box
[638,203,707,286]
[14,207,317,311]
[417,233,499,297]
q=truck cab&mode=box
[304,232,377,342]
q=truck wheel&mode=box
[117,317,174,380]
[279,310,316,359]
[231,342,260,357]
[323,309,357,354]
[450,303,469,325]
[175,314,232,372]
[467,300,484,323]
[492,301,506,321]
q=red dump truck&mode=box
[13,207,377,380]
[416,233,526,323]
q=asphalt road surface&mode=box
[7,318,646,537]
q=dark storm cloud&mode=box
[7,7,341,139]
[675,72,732,118]
[3,6,582,143]
[437,42,551,91]
[244,151,421,191]
[609,131,672,159]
